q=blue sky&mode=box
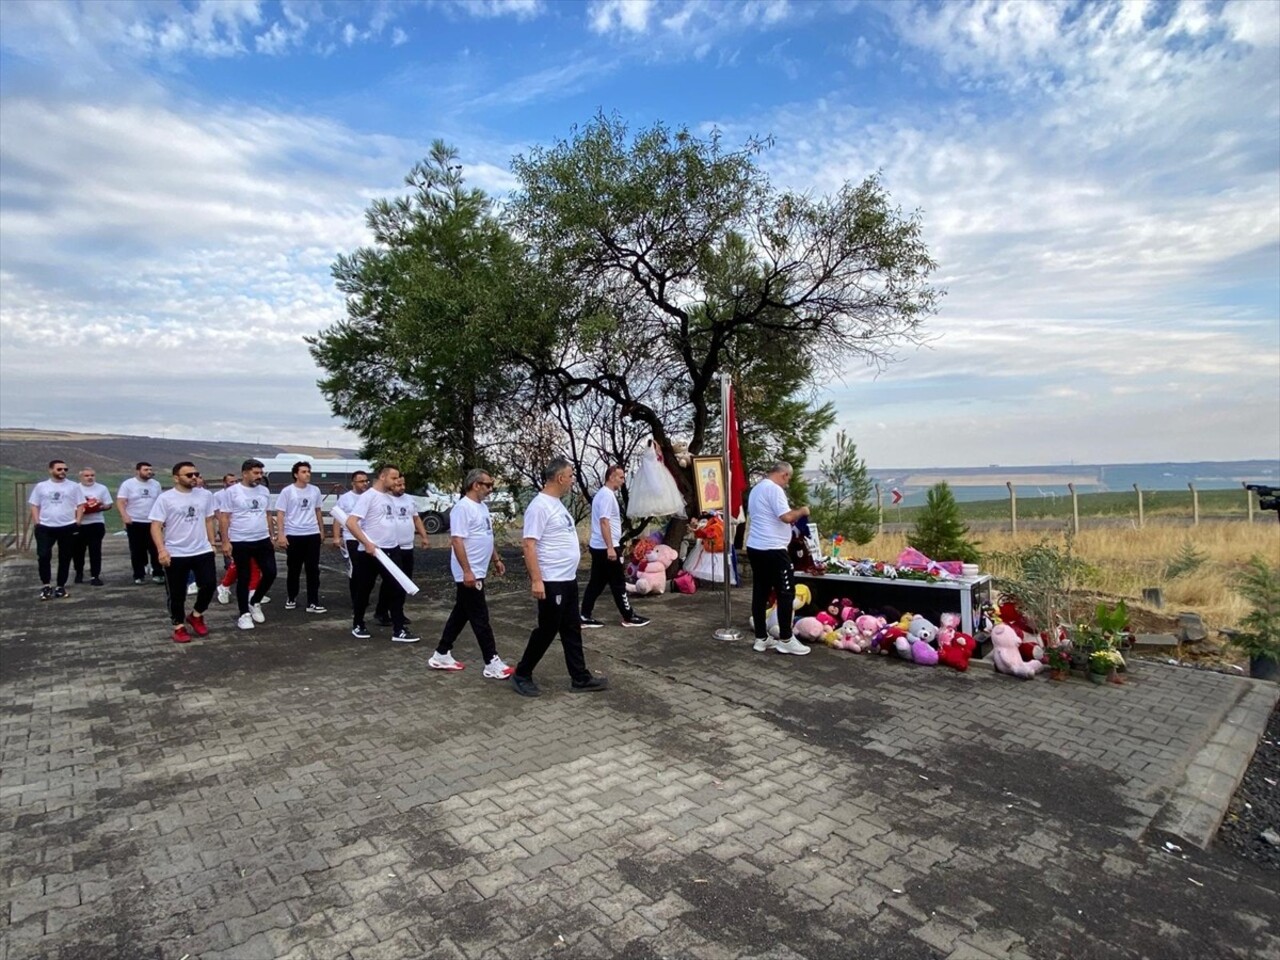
[1,0,1277,468]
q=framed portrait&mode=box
[693,457,726,513]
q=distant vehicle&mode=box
[254,455,513,534]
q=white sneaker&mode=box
[216,585,231,605]
[237,613,254,630]
[753,637,779,652]
[428,651,465,671]
[306,603,327,614]
[483,656,514,679]
[775,638,811,656]
[249,603,265,623]
[259,595,271,604]
[186,582,198,596]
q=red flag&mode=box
[891,488,903,505]
[727,387,747,518]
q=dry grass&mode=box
[859,521,1280,635]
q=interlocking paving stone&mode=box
[2,545,1278,959]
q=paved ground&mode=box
[2,543,1278,960]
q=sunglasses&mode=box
[179,472,200,479]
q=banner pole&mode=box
[714,372,742,641]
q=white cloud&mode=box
[451,0,544,20]
[588,0,655,35]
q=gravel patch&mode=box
[1217,705,1280,872]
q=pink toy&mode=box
[856,615,884,646]
[815,611,838,630]
[992,623,1043,678]
[793,617,827,642]
[834,621,868,652]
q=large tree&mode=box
[506,114,940,512]
[308,141,533,486]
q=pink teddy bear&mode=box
[992,623,1044,678]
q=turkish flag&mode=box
[891,488,903,505]
[728,387,748,518]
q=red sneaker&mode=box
[186,613,209,637]
[171,626,193,644]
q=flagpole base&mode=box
[713,627,743,641]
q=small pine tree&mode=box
[811,430,878,545]
[908,482,980,563]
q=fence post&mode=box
[875,483,883,536]
[1007,481,1018,535]
[1189,483,1199,526]
[1133,483,1144,528]
[1245,483,1255,523]
[1068,482,1079,535]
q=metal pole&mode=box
[1189,483,1199,526]
[1068,482,1079,535]
[1007,481,1017,535]
[714,372,742,641]
[1134,483,1144,528]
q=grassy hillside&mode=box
[882,487,1258,523]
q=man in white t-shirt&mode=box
[332,470,369,611]
[275,460,326,613]
[28,459,79,600]
[374,474,428,627]
[149,461,217,644]
[118,461,165,585]
[428,468,514,679]
[746,461,811,656]
[580,464,649,629]
[218,458,279,631]
[71,466,113,586]
[345,464,417,643]
[511,457,607,697]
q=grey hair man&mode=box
[511,457,608,697]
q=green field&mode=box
[886,487,1257,523]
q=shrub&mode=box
[907,482,980,563]
[1227,555,1280,663]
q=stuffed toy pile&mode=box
[936,613,977,671]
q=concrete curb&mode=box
[1155,678,1280,848]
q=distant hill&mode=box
[0,429,359,478]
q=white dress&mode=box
[626,443,687,518]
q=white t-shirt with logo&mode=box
[349,487,398,551]
[523,492,580,582]
[390,493,417,549]
[450,495,494,581]
[276,483,323,537]
[746,479,792,550]
[336,489,361,541]
[28,480,78,527]
[588,486,622,550]
[221,482,272,543]
[149,488,216,557]
[76,482,113,526]
[117,477,162,525]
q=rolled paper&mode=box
[332,506,420,596]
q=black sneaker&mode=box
[89,577,103,587]
[39,586,53,601]
[391,628,420,644]
[284,599,297,610]
[570,675,610,693]
[351,623,371,640]
[511,674,541,698]
[579,616,604,629]
[53,586,68,599]
[621,615,651,628]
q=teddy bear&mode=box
[991,623,1043,678]
[670,437,692,468]
[626,543,679,595]
[834,620,869,653]
[872,623,907,656]
[906,615,940,665]
[938,630,977,672]
[855,614,885,648]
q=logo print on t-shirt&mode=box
[302,498,309,507]
[187,506,196,518]
[251,499,260,509]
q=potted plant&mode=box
[1044,645,1072,681]
[1226,556,1280,682]
[1088,648,1124,684]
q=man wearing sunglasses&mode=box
[149,462,217,643]
[28,459,78,600]
[118,461,165,585]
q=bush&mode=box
[1227,555,1280,663]
[907,482,980,563]
[1164,538,1207,579]
[810,430,878,545]
[989,537,1089,636]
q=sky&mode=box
[0,0,1277,469]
